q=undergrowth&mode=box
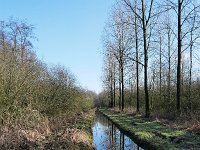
[0,108,95,150]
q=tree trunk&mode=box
[188,26,193,112]
[142,0,150,117]
[167,26,171,103]
[110,74,113,108]
[113,70,116,107]
[135,1,140,112]
[119,67,121,110]
[159,32,162,101]
[121,66,125,111]
[177,0,182,113]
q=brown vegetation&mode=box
[0,19,96,149]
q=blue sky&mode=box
[0,0,116,93]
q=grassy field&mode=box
[99,109,200,150]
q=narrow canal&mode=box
[92,112,144,150]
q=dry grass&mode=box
[151,112,200,135]
[167,117,200,134]
[61,128,93,148]
[0,108,95,149]
[0,107,50,149]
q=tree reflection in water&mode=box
[92,112,144,150]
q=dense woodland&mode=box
[0,19,95,148]
[99,0,200,119]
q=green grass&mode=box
[99,109,200,150]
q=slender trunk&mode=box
[159,33,162,101]
[113,73,116,107]
[130,79,133,106]
[121,66,124,111]
[167,27,171,103]
[142,0,150,117]
[151,69,155,108]
[119,67,121,110]
[110,74,113,108]
[114,62,116,107]
[135,1,140,112]
[177,0,182,112]
[188,28,193,112]
[181,61,184,92]
[109,57,113,108]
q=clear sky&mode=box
[0,0,116,93]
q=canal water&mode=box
[92,112,144,150]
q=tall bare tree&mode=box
[165,0,200,113]
[123,0,154,117]
[177,0,182,112]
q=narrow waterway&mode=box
[92,112,144,150]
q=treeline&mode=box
[99,0,200,119]
[0,19,95,146]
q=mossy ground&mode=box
[99,109,200,150]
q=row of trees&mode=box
[100,0,200,118]
[0,19,95,145]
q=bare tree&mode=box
[165,0,200,113]
[123,0,155,117]
[103,7,134,111]
[176,0,182,112]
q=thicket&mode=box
[0,19,95,147]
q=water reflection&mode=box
[92,112,144,150]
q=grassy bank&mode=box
[0,109,95,150]
[99,109,200,150]
[41,108,96,150]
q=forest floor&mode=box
[0,109,96,150]
[99,109,200,150]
